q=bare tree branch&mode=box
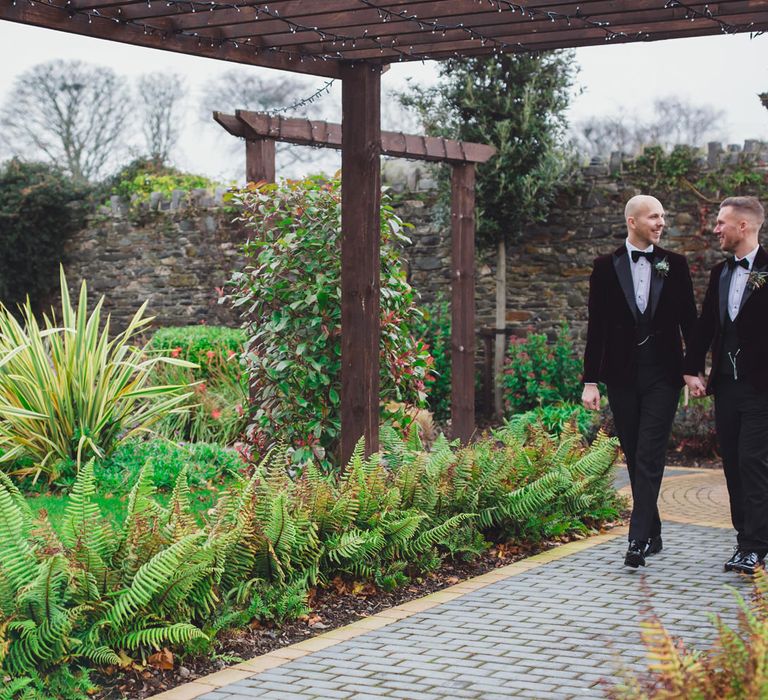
[138,72,185,164]
[0,60,132,182]
[573,96,726,159]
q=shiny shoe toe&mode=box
[645,536,663,556]
[731,551,765,576]
[624,540,647,569]
[724,548,744,572]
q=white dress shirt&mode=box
[728,246,759,321]
[626,240,654,314]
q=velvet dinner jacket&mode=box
[582,245,697,388]
[683,245,768,394]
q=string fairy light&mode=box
[12,0,767,64]
[266,79,335,116]
[34,0,347,64]
[356,0,643,48]
[663,1,764,38]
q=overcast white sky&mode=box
[0,21,765,181]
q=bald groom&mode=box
[582,195,697,569]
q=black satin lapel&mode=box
[719,264,731,325]
[613,251,638,321]
[650,267,664,319]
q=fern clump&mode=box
[0,417,620,691]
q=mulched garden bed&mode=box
[93,519,625,699]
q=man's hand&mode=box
[582,384,601,411]
[684,373,706,398]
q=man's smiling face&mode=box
[629,199,665,249]
[714,205,745,254]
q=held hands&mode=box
[684,373,707,398]
[582,384,601,411]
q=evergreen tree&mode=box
[400,52,577,415]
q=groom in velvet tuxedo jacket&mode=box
[684,196,768,575]
[582,195,697,568]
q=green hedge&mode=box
[148,326,246,371]
[0,159,88,313]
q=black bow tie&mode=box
[727,257,750,270]
[631,249,654,263]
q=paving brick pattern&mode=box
[197,518,750,700]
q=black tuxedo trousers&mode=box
[714,377,768,555]
[684,247,768,555]
[608,365,680,542]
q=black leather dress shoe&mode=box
[624,540,647,568]
[644,536,663,556]
[724,548,744,572]
[731,551,765,576]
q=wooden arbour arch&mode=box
[215,110,495,458]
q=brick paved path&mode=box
[156,467,749,700]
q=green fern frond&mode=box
[116,623,207,651]
[0,481,38,593]
[263,492,296,560]
[0,471,32,521]
[406,423,424,451]
[104,533,204,630]
[379,513,425,555]
[0,677,33,700]
[322,530,367,564]
[379,425,405,471]
[407,513,476,555]
[165,466,197,537]
[77,643,121,666]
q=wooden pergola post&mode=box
[450,163,476,443]
[340,64,381,464]
[245,138,276,183]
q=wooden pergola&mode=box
[2,0,765,463]
[214,110,495,453]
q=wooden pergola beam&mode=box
[268,13,768,60]
[112,0,692,29]
[194,4,766,45]
[70,0,763,39]
[4,0,764,67]
[214,111,496,164]
[0,0,344,78]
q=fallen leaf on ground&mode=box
[147,649,174,671]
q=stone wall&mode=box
[59,140,767,350]
[60,190,246,330]
[398,139,768,354]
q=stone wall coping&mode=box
[97,138,767,218]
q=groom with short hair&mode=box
[684,196,768,575]
[582,195,697,568]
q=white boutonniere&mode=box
[653,257,670,278]
[748,270,768,290]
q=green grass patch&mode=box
[20,438,243,533]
